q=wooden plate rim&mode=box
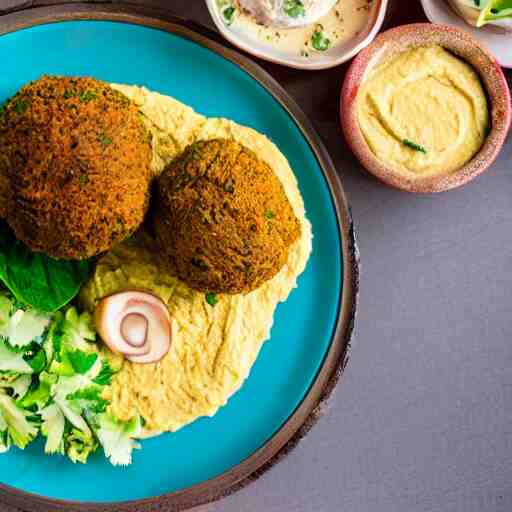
[0,3,360,511]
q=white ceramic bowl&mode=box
[205,0,389,70]
[421,0,512,68]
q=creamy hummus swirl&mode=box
[357,45,489,177]
[80,85,312,435]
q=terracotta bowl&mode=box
[340,23,511,193]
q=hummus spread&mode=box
[357,45,489,177]
[79,85,313,435]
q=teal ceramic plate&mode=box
[0,5,358,511]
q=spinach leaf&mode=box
[0,222,91,313]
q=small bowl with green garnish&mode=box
[206,0,389,70]
[341,23,511,192]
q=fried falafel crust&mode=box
[154,138,301,294]
[0,76,152,259]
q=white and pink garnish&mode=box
[95,291,172,364]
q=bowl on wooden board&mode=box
[205,0,389,70]
[340,23,511,193]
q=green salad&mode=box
[0,292,141,466]
[0,221,141,466]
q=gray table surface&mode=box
[2,1,512,511]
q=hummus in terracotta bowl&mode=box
[341,23,511,193]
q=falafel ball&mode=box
[0,76,152,259]
[153,138,301,294]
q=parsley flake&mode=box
[402,139,427,154]
[93,361,115,386]
[98,132,112,147]
[284,0,305,18]
[205,293,219,307]
[13,99,29,114]
[79,91,97,103]
[222,6,236,25]
[311,27,331,51]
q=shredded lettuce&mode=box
[0,374,32,400]
[19,372,54,410]
[40,403,65,454]
[0,391,38,449]
[8,375,31,399]
[0,293,140,466]
[0,340,34,374]
[0,295,12,331]
[95,414,142,466]
[0,430,10,453]
[53,396,91,437]
[93,360,115,386]
[3,309,50,348]
[48,308,98,376]
[66,388,108,415]
[61,308,96,351]
[64,426,97,464]
[0,292,51,348]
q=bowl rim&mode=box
[421,0,512,68]
[340,23,512,193]
[205,0,389,70]
[0,3,360,511]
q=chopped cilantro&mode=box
[191,258,209,271]
[224,179,235,193]
[79,174,89,186]
[402,139,427,154]
[66,388,108,414]
[63,90,74,99]
[222,6,236,25]
[93,361,115,386]
[79,91,97,103]
[311,27,331,51]
[98,132,112,146]
[264,211,275,220]
[24,349,46,373]
[284,0,305,18]
[67,350,98,375]
[205,293,219,307]
[190,142,202,160]
[13,99,29,114]
[181,142,202,168]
